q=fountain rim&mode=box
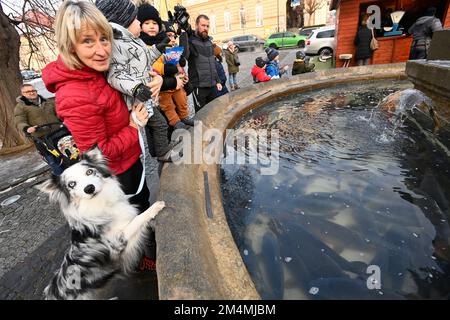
[156,63,408,300]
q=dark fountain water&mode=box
[221,80,450,299]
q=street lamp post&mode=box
[277,0,280,32]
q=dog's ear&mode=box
[82,145,112,178]
[36,175,70,205]
[82,145,105,164]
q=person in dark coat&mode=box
[14,84,64,175]
[186,15,222,111]
[213,44,229,98]
[292,51,315,75]
[408,7,443,60]
[354,15,374,66]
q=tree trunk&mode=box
[0,7,27,149]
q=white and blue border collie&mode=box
[38,147,165,300]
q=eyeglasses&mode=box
[22,90,37,94]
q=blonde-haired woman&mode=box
[42,0,151,213]
[224,41,240,90]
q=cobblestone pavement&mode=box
[0,47,301,300]
[0,147,160,300]
[223,47,298,89]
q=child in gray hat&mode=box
[96,0,177,162]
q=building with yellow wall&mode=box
[180,0,287,42]
[150,0,179,20]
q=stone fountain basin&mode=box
[155,63,408,300]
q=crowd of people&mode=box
[12,0,317,274]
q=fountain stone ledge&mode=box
[155,63,407,300]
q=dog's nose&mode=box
[84,184,96,195]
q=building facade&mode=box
[181,0,288,41]
[304,0,335,26]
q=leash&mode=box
[125,126,146,199]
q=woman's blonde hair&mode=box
[55,0,113,70]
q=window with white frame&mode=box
[224,11,231,32]
[256,4,263,27]
[239,7,246,29]
[210,14,217,34]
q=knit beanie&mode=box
[95,0,137,28]
[255,57,266,68]
[296,50,306,60]
[265,47,279,61]
[163,20,176,34]
[137,4,162,30]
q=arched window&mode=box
[224,11,231,32]
[256,4,263,27]
[210,13,217,34]
[239,6,246,29]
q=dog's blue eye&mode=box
[68,181,76,188]
[86,169,93,176]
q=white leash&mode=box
[125,113,147,199]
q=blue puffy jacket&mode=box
[265,61,280,78]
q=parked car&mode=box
[21,69,41,80]
[264,31,307,50]
[304,26,335,56]
[223,34,265,52]
[298,24,325,37]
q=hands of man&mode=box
[26,126,37,134]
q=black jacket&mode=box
[187,33,220,88]
[354,27,373,60]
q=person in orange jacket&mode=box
[138,4,194,129]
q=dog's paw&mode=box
[151,201,165,214]
[144,201,166,220]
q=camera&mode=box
[168,4,190,32]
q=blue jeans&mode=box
[229,73,237,86]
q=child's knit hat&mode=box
[137,3,162,30]
[255,57,266,68]
[95,0,137,28]
[265,47,279,61]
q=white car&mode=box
[304,26,335,57]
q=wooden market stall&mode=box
[330,0,450,67]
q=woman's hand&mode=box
[216,83,223,91]
[148,72,163,98]
[129,102,148,128]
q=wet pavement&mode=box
[0,47,310,300]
